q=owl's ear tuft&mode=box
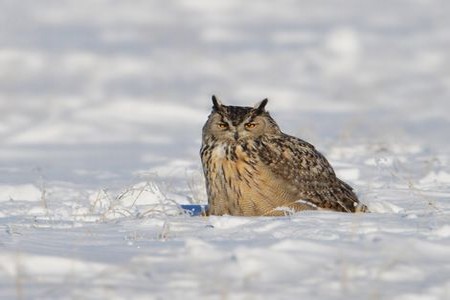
[212,95,223,111]
[254,98,268,114]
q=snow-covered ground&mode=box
[1,0,450,299]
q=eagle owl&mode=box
[200,95,368,216]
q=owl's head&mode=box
[203,95,280,142]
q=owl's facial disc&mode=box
[205,96,280,142]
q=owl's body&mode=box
[201,96,368,216]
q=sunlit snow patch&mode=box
[420,171,450,186]
[89,181,190,219]
[367,201,405,213]
[0,184,41,202]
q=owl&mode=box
[200,95,368,216]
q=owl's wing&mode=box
[258,135,361,212]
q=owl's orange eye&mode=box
[218,123,228,129]
[245,122,257,129]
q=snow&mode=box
[1,0,450,299]
[420,171,450,186]
[0,184,41,202]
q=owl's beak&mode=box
[234,131,239,141]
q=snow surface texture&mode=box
[1,0,450,299]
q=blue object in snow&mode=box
[180,204,208,216]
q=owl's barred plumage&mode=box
[201,95,368,216]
